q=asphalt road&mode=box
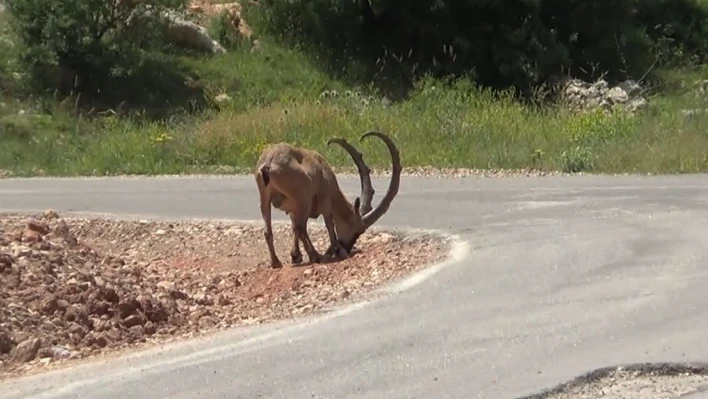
[1,174,708,399]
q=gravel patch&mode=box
[197,165,573,178]
[0,165,659,180]
[0,211,449,380]
[517,363,708,399]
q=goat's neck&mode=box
[330,189,357,226]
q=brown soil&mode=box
[0,211,449,380]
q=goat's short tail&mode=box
[259,165,271,186]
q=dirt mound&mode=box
[0,212,448,379]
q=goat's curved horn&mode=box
[360,131,401,229]
[327,137,374,215]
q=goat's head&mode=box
[327,131,402,253]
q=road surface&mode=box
[1,174,708,399]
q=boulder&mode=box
[128,7,227,55]
[164,11,227,55]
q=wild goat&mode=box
[254,131,401,268]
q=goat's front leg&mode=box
[292,209,322,264]
[322,212,347,259]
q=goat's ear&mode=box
[354,197,361,216]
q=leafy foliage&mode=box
[253,0,708,97]
[207,10,248,50]
[3,0,197,114]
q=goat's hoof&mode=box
[337,250,349,259]
[324,244,345,258]
[326,246,348,260]
[270,260,283,269]
[290,253,303,264]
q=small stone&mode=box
[42,298,60,315]
[143,321,156,335]
[44,209,60,219]
[122,314,146,328]
[156,280,175,290]
[155,229,166,236]
[89,300,110,316]
[27,219,50,235]
[129,325,144,339]
[117,298,140,318]
[215,93,232,103]
[193,293,214,306]
[0,252,13,267]
[616,79,642,96]
[198,315,218,329]
[627,98,648,113]
[169,289,188,300]
[10,338,42,363]
[607,86,629,103]
[12,245,31,258]
[49,345,72,359]
[217,294,232,306]
[68,323,87,339]
[21,229,42,243]
[0,332,16,355]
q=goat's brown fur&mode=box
[254,131,401,268]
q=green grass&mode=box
[3,11,708,177]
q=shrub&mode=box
[207,11,248,50]
[559,145,595,173]
[254,0,708,96]
[4,0,187,99]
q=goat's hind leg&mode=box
[288,213,303,264]
[259,189,282,269]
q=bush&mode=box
[4,0,189,105]
[0,14,21,94]
[636,0,708,67]
[559,145,595,173]
[254,0,708,97]
[207,11,248,50]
